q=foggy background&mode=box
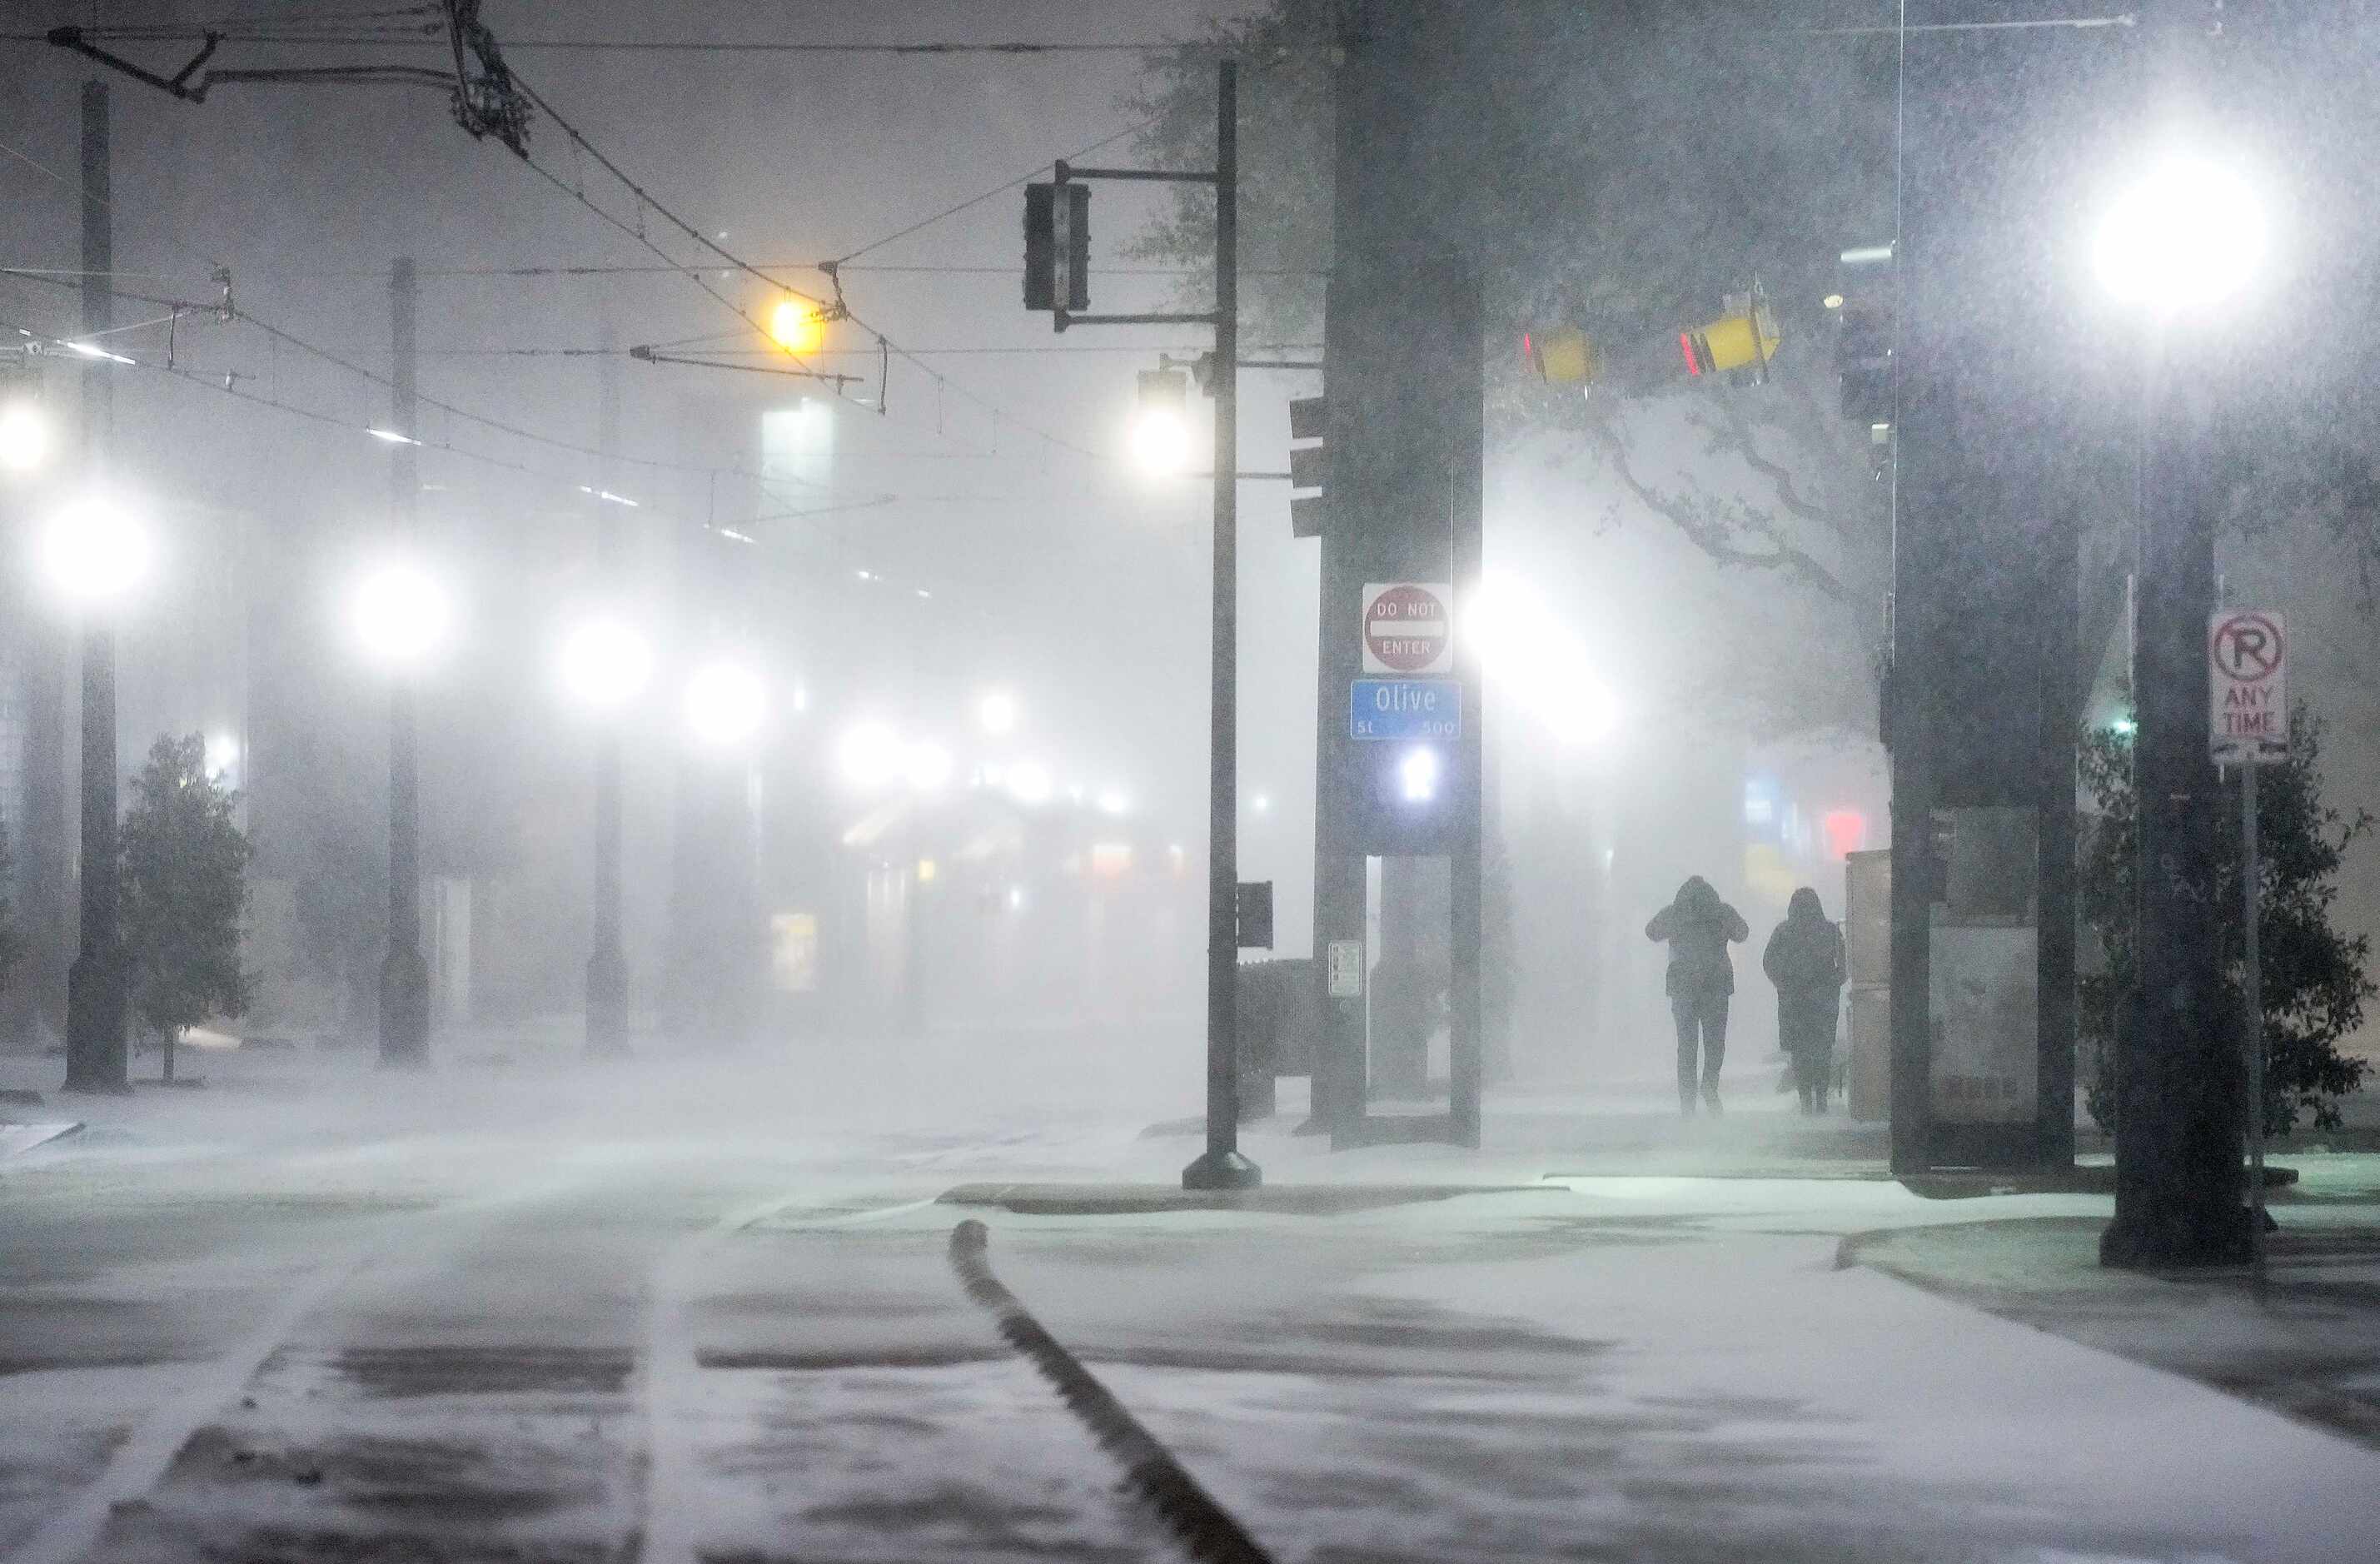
[2,0,2373,1101]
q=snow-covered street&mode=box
[6,1043,2380,1562]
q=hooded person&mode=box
[1763,887,1846,1114]
[1644,875,1749,1114]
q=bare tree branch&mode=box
[1585,416,1851,603]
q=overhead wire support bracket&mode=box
[627,342,860,389]
[1055,160,1220,186]
[45,26,221,102]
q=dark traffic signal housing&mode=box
[1830,242,1896,431]
[1022,182,1090,313]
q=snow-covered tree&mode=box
[121,733,252,1082]
[2080,705,2374,1135]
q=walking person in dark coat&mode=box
[1645,876,1749,1114]
[1763,886,1846,1114]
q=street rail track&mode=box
[947,1218,1277,1564]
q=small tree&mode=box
[2080,703,2374,1135]
[121,734,252,1082]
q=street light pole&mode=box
[378,257,431,1068]
[1183,60,1258,1191]
[61,77,127,1096]
[585,333,630,1058]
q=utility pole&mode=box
[2099,0,2252,1268]
[378,257,431,1068]
[62,78,127,1095]
[1184,59,1256,1191]
[585,326,630,1058]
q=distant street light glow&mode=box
[37,491,152,609]
[204,732,241,780]
[558,616,655,711]
[838,721,904,789]
[350,560,453,668]
[0,396,54,473]
[2094,155,2266,310]
[904,740,953,793]
[685,660,766,747]
[1006,760,1054,806]
[978,689,1019,735]
[1095,788,1130,816]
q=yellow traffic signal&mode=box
[1524,325,1598,386]
[1680,303,1780,378]
[769,296,827,356]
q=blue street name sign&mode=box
[1350,679,1462,740]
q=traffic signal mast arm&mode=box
[1027,160,1223,331]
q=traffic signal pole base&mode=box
[1181,1148,1262,1192]
[2099,1208,2256,1271]
[377,944,432,1069]
[584,943,631,1060]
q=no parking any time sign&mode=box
[2209,610,2288,765]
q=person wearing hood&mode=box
[1763,887,1847,1114]
[1645,875,1749,1114]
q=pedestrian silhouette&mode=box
[1763,887,1846,1115]
[1646,876,1748,1114]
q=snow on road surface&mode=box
[4,1050,2378,1561]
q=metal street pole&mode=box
[585,328,630,1058]
[2242,758,2266,1293]
[1183,59,1259,1191]
[378,257,431,1067]
[62,77,127,1096]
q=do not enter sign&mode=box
[1362,582,1453,675]
[2209,610,2288,764]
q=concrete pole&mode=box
[377,257,431,1067]
[585,326,630,1058]
[62,78,127,1095]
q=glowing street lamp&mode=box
[0,394,54,474]
[2093,154,2265,311]
[904,740,953,794]
[558,615,655,712]
[37,491,152,610]
[685,660,766,748]
[1130,366,1194,476]
[769,296,828,356]
[349,560,453,670]
[978,689,1019,735]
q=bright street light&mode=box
[0,396,54,474]
[1129,404,1194,476]
[558,615,655,712]
[1399,746,1441,804]
[350,560,453,669]
[2094,154,2266,311]
[1469,570,1621,745]
[37,491,152,609]
[685,660,765,747]
[769,296,826,356]
[204,731,241,781]
[978,689,1019,735]
[1006,760,1053,806]
[1095,787,1130,816]
[837,721,904,789]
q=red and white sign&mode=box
[2209,610,2288,764]
[1361,581,1453,675]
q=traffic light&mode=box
[1287,393,1325,538]
[1680,291,1780,380]
[1023,182,1091,313]
[1830,243,1896,429]
[1524,325,1598,386]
